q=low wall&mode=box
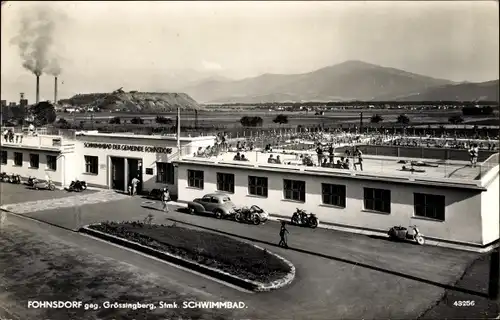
[336,145,496,162]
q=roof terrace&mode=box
[180,148,499,189]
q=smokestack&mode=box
[35,75,40,104]
[54,76,58,105]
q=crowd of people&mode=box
[368,135,498,151]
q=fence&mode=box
[333,145,497,162]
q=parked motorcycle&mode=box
[26,176,36,187]
[67,179,87,192]
[234,205,269,225]
[388,225,425,245]
[8,174,21,184]
[32,178,56,191]
[291,208,318,228]
[0,172,10,182]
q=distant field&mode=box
[57,108,498,128]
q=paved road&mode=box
[0,186,488,319]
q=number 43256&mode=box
[453,300,475,307]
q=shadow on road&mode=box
[141,205,491,300]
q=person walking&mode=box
[161,187,171,213]
[131,176,140,196]
[278,221,289,248]
[354,147,363,171]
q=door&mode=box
[127,158,143,194]
[200,196,213,212]
[111,157,125,191]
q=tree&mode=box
[155,116,172,124]
[130,117,144,124]
[448,115,464,124]
[56,117,71,129]
[239,116,263,127]
[109,116,121,124]
[273,114,289,125]
[462,105,494,116]
[30,101,56,126]
[396,114,410,125]
[370,114,384,124]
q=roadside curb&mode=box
[79,223,295,292]
[146,202,496,253]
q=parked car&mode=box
[187,193,237,219]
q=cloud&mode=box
[202,60,222,71]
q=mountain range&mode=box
[179,60,499,103]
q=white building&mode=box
[1,130,498,249]
[0,131,216,198]
[175,151,499,250]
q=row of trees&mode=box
[370,114,468,125]
[103,114,291,128]
[369,114,410,125]
[239,114,290,127]
[462,106,494,116]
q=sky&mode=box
[1,1,498,102]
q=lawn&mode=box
[89,221,292,283]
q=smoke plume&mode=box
[47,58,62,76]
[10,6,62,76]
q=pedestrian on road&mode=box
[279,221,289,248]
[161,187,171,213]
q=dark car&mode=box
[187,193,237,219]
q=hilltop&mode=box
[59,91,202,112]
[180,60,456,103]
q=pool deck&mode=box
[184,150,490,181]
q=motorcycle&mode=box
[291,208,318,228]
[26,176,36,187]
[388,225,425,245]
[234,205,269,225]
[0,172,10,182]
[32,178,56,191]
[67,179,87,192]
[8,174,21,184]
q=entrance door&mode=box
[127,158,143,194]
[111,157,125,191]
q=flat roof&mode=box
[75,131,216,142]
[178,150,498,190]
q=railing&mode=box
[478,153,500,180]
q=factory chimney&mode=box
[35,75,40,104]
[54,76,58,105]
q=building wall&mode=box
[481,174,500,245]
[0,147,63,184]
[72,135,215,193]
[177,162,485,244]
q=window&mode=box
[187,170,204,189]
[283,179,306,202]
[321,183,346,207]
[46,155,57,171]
[14,152,23,166]
[84,155,98,174]
[216,172,235,193]
[29,154,39,169]
[0,151,6,165]
[364,188,391,213]
[414,193,445,221]
[156,162,174,184]
[248,176,268,197]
